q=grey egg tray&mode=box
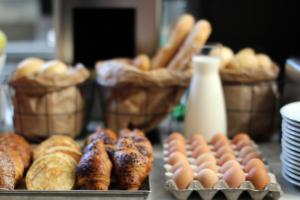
[163,141,282,200]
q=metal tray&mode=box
[0,179,150,200]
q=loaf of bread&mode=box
[167,20,212,71]
[152,14,195,69]
[14,57,44,79]
[210,46,234,68]
[0,133,31,190]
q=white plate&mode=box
[282,137,300,153]
[281,155,300,173]
[282,134,300,148]
[281,102,300,122]
[282,169,300,186]
[282,144,300,158]
[282,163,300,176]
[282,151,300,166]
[282,121,300,133]
[284,131,300,143]
[281,153,300,168]
[283,118,300,129]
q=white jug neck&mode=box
[192,56,220,74]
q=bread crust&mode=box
[152,14,195,69]
[167,20,212,71]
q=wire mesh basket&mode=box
[97,84,187,133]
[8,67,91,142]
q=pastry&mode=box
[40,146,82,163]
[0,151,15,190]
[85,128,117,158]
[167,20,212,71]
[256,53,272,69]
[152,14,195,69]
[113,137,149,190]
[77,140,112,190]
[40,60,68,76]
[14,57,44,79]
[33,135,81,160]
[26,152,76,190]
[210,46,234,68]
[235,48,258,69]
[0,133,31,169]
[132,54,151,71]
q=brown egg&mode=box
[190,139,208,150]
[246,167,270,190]
[167,132,185,143]
[242,152,261,165]
[167,152,188,165]
[238,145,256,158]
[220,160,242,173]
[216,145,234,158]
[235,139,252,150]
[195,153,217,166]
[211,134,228,145]
[171,160,192,173]
[192,145,210,158]
[195,168,219,188]
[232,133,251,144]
[166,143,187,156]
[223,167,245,188]
[218,153,236,165]
[172,167,194,189]
[196,161,218,173]
[214,139,230,150]
[188,134,206,145]
[167,140,185,151]
[244,158,266,173]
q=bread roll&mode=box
[167,20,212,71]
[226,58,240,69]
[210,46,234,68]
[132,54,151,71]
[235,48,258,69]
[256,53,272,69]
[40,60,68,76]
[152,14,195,69]
[14,57,44,79]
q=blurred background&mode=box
[1,0,300,67]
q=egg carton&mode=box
[165,175,281,200]
[163,141,282,200]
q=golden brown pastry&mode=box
[0,151,16,190]
[40,146,82,163]
[113,137,149,190]
[0,133,31,169]
[40,60,68,76]
[0,147,24,184]
[132,54,151,71]
[152,14,195,69]
[26,152,77,190]
[167,20,212,71]
[14,57,44,79]
[210,46,234,68]
[235,48,258,69]
[77,140,112,190]
[119,129,153,172]
[85,128,117,158]
[256,53,272,69]
[33,135,81,161]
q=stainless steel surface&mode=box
[0,190,149,200]
[54,0,160,64]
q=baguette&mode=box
[132,54,151,71]
[151,14,195,69]
[167,20,212,71]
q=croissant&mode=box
[113,137,149,190]
[85,128,117,158]
[119,129,153,172]
[76,140,112,190]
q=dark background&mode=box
[187,0,300,68]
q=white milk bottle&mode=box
[184,51,227,141]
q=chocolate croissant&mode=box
[113,137,149,190]
[76,140,112,190]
